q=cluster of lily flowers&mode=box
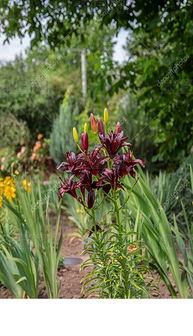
[0,176,31,207]
[58,109,145,209]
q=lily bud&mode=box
[87,190,95,209]
[90,113,97,133]
[73,127,79,143]
[81,132,88,152]
[84,122,88,133]
[98,119,105,136]
[104,108,109,124]
[116,122,122,134]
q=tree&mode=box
[0,19,116,136]
[1,1,192,47]
[1,0,193,163]
[120,5,193,163]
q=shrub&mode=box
[0,113,30,150]
[50,88,80,164]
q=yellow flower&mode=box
[76,209,84,214]
[73,127,79,143]
[14,170,19,175]
[0,176,16,205]
[22,179,31,192]
[4,186,16,201]
[84,123,88,133]
[3,176,16,201]
[104,108,109,124]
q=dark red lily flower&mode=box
[102,183,111,194]
[58,119,145,207]
[99,129,131,158]
[114,153,145,178]
[79,171,96,191]
[87,190,95,209]
[78,171,99,204]
[75,146,107,176]
[59,176,82,203]
[96,168,124,191]
[57,152,79,174]
[81,132,88,153]
[98,119,105,136]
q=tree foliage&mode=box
[1,0,193,163]
[0,52,65,137]
[0,20,115,137]
[120,3,193,163]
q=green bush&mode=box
[0,113,30,149]
[0,54,65,137]
[50,89,80,164]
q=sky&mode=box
[0,29,128,64]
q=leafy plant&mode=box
[81,198,150,299]
[149,153,193,231]
[0,246,25,298]
[0,232,39,298]
[4,178,62,298]
[172,165,193,294]
[148,170,183,217]
[0,209,39,298]
[123,168,191,298]
[58,109,150,298]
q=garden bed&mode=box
[0,214,171,299]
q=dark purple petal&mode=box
[114,153,145,178]
[102,184,111,194]
[81,132,89,153]
[87,190,95,209]
[98,127,131,157]
[98,119,105,136]
[59,175,82,201]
